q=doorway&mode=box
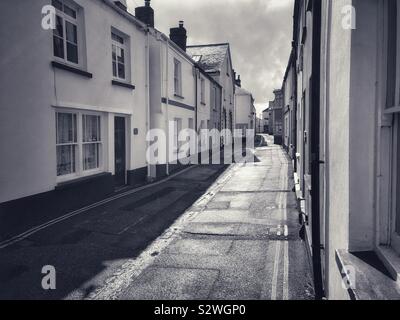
[114,116,126,187]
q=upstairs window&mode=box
[52,0,79,65]
[201,78,206,104]
[112,32,126,80]
[174,59,182,96]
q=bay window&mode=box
[56,111,103,181]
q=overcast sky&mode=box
[127,0,293,116]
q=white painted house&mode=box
[234,85,256,134]
[187,43,236,145]
[0,0,150,236]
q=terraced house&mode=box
[0,0,151,238]
[0,0,227,239]
[280,0,400,300]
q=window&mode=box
[52,0,79,64]
[82,115,101,171]
[193,55,202,63]
[174,59,182,96]
[201,78,205,104]
[173,118,182,157]
[112,32,126,80]
[56,111,103,181]
[56,112,77,176]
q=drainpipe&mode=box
[310,0,324,299]
[194,67,198,158]
[145,28,151,180]
[165,37,170,175]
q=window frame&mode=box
[379,0,400,254]
[111,30,129,82]
[174,58,182,96]
[56,109,104,183]
[52,0,81,66]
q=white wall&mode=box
[0,0,148,203]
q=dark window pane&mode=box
[112,32,124,44]
[67,43,78,63]
[63,4,77,19]
[53,15,64,38]
[117,47,125,64]
[112,61,117,77]
[387,0,397,108]
[112,44,117,61]
[118,63,125,79]
[52,0,63,11]
[66,21,77,44]
[53,36,64,59]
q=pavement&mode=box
[89,134,315,300]
[0,135,314,300]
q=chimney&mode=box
[135,0,154,28]
[235,75,241,87]
[170,21,187,52]
[114,0,127,11]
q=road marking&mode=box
[0,166,198,250]
[271,241,281,300]
[283,241,289,300]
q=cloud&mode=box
[128,0,293,115]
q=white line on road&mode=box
[283,241,289,300]
[271,241,281,300]
[0,166,198,250]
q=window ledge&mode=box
[376,245,400,282]
[112,80,135,90]
[51,61,93,78]
[174,94,185,99]
[56,172,111,190]
[335,249,400,300]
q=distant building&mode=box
[269,89,283,145]
[187,43,236,146]
[262,107,271,134]
[234,84,256,136]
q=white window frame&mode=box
[111,29,130,82]
[174,59,182,96]
[56,109,104,183]
[52,0,81,66]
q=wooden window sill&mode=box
[51,61,93,78]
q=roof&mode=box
[235,86,252,96]
[186,43,230,73]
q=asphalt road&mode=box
[0,165,228,299]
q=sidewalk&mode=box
[90,136,315,300]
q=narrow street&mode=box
[0,135,314,300]
[89,135,314,300]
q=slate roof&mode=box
[187,43,229,73]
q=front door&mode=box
[114,117,126,187]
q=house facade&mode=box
[280,0,400,300]
[268,89,284,145]
[187,43,236,145]
[262,108,270,133]
[0,0,151,238]
[234,85,256,135]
